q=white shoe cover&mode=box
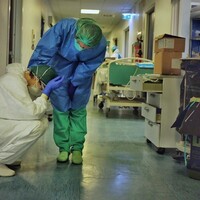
[0,164,15,177]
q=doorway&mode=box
[9,0,22,63]
[124,27,129,57]
[146,8,155,60]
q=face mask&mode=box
[28,84,42,97]
[74,39,84,51]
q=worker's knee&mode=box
[39,117,49,134]
[31,118,49,137]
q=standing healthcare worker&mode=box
[111,45,122,59]
[28,18,107,165]
[0,63,63,177]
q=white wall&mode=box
[0,0,56,74]
[178,0,191,58]
[153,0,191,58]
[106,0,155,58]
[0,0,193,73]
[130,1,145,57]
[154,0,172,37]
[20,0,56,69]
[107,0,192,60]
[41,0,56,32]
[106,1,143,58]
[106,20,129,57]
[21,0,42,69]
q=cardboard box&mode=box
[154,34,185,53]
[154,51,182,75]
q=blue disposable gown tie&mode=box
[28,18,107,112]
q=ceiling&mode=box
[46,0,139,36]
[47,0,200,35]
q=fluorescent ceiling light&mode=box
[81,9,100,14]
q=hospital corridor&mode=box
[0,99,199,200]
[1,0,200,199]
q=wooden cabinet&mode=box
[130,75,182,153]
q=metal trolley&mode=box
[103,57,154,116]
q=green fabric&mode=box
[30,65,57,85]
[53,108,87,152]
[109,63,137,86]
[76,18,96,30]
[76,21,102,47]
[72,151,83,165]
[112,45,117,52]
[109,63,154,86]
[57,151,69,162]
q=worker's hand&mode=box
[68,81,77,101]
[43,76,64,97]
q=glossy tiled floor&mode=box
[0,100,200,200]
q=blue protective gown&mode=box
[28,18,107,112]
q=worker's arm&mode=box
[30,76,64,117]
[70,49,106,87]
[28,19,74,67]
[41,93,48,100]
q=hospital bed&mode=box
[102,57,154,116]
[93,58,113,105]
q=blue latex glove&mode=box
[43,76,64,97]
[68,81,77,101]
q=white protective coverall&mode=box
[0,63,48,164]
[111,49,122,59]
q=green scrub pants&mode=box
[53,107,87,153]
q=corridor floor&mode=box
[0,101,200,200]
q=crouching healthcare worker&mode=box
[0,63,64,177]
[28,17,107,164]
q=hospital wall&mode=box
[0,0,192,75]
[0,0,55,75]
[106,0,190,60]
[21,0,55,68]
[41,0,56,33]
[107,0,166,58]
[21,0,42,69]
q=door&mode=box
[0,0,10,74]
[0,0,22,75]
[147,9,155,60]
[124,27,129,57]
[9,0,22,63]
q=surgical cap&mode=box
[112,45,118,52]
[76,18,97,30]
[76,20,102,47]
[30,65,57,85]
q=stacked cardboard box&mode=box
[154,34,185,75]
